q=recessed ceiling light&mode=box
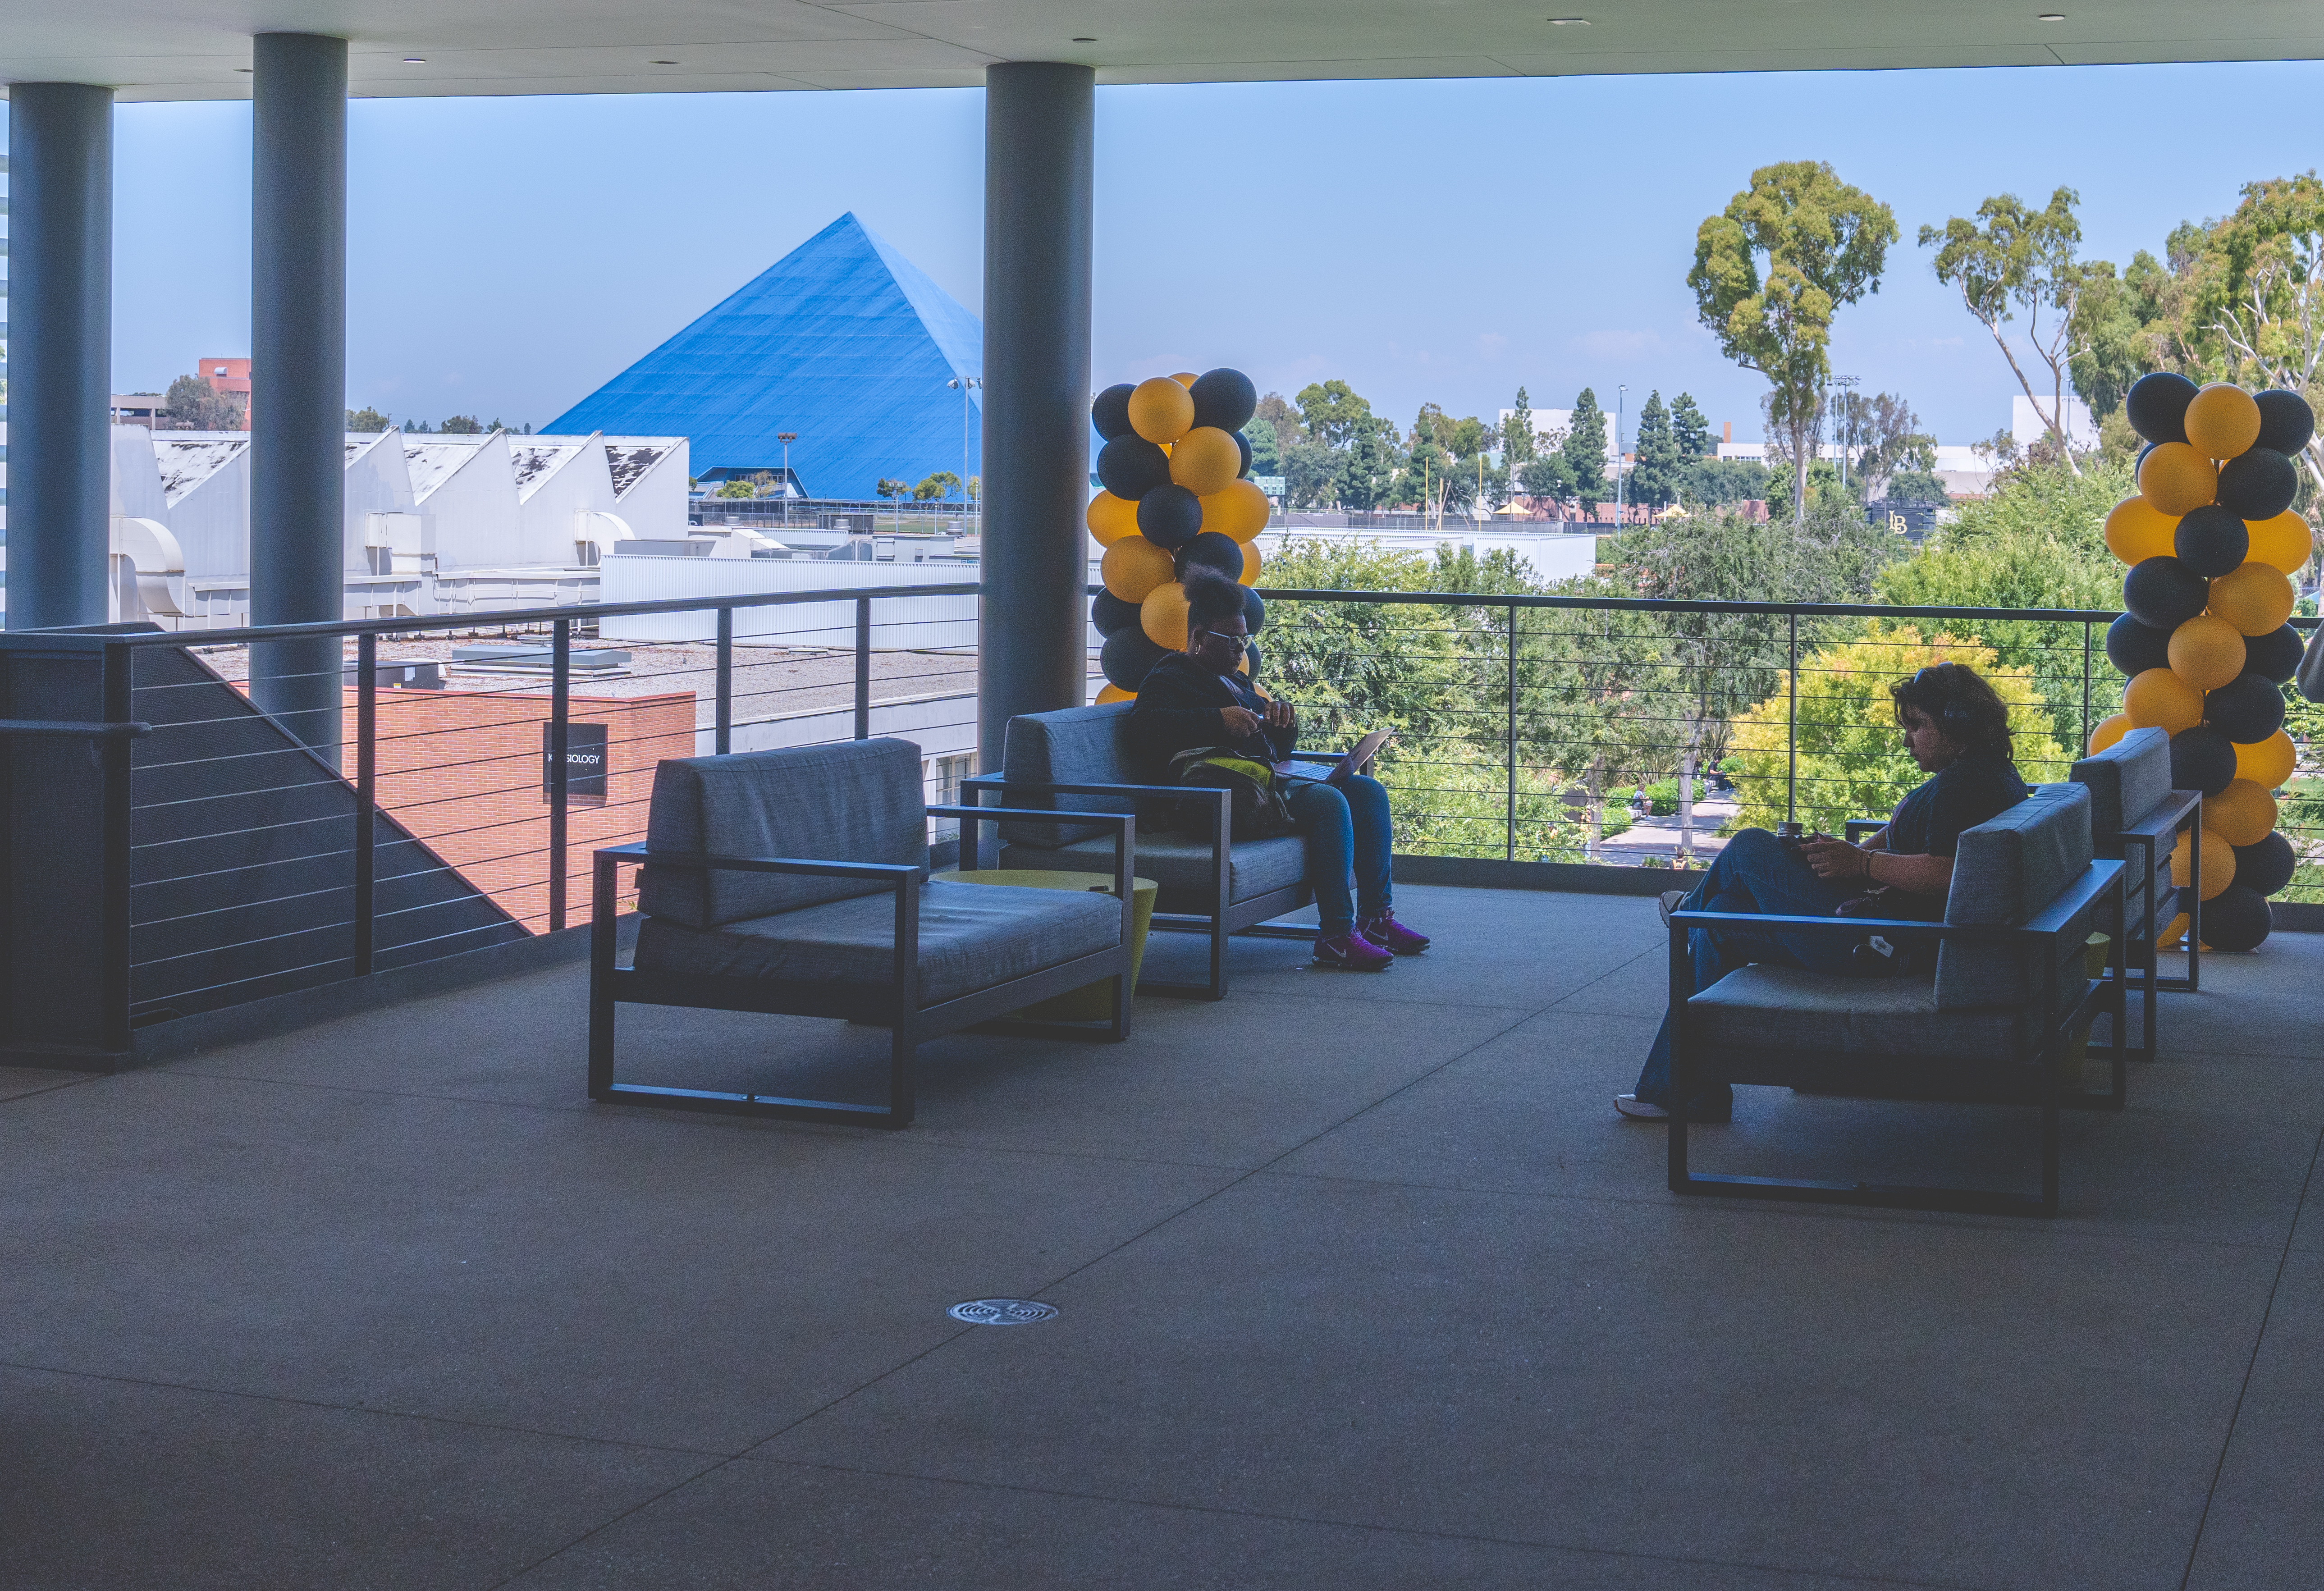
[403,57,426,64]
[1072,36,1097,42]
[649,59,680,65]
[235,66,252,72]
[2037,11,2064,17]
[1548,16,1590,23]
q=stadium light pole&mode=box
[949,375,982,530]
[777,431,798,529]
[1833,374,1859,490]
[1615,384,1626,527]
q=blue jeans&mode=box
[1285,774,1393,934]
[1633,828,1864,1108]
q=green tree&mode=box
[1520,453,1575,509]
[1564,388,1610,515]
[913,470,961,501]
[1282,439,1341,509]
[346,406,392,432]
[163,372,244,431]
[1295,379,1378,447]
[1840,391,1936,501]
[874,478,909,500]
[1341,421,1403,511]
[1921,187,2091,474]
[1688,160,1897,519]
[440,415,485,434]
[2068,250,2178,419]
[2173,173,2324,498]
[1244,414,1281,475]
[1501,387,1537,464]
[1670,391,1714,457]
[714,478,757,500]
[1629,390,1681,510]
[1676,457,1769,509]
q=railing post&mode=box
[855,596,873,740]
[100,641,134,1055]
[1785,612,1798,825]
[1505,601,1518,862]
[2081,619,2093,759]
[549,618,571,933]
[715,606,734,755]
[353,631,376,975]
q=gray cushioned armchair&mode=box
[1669,785,2126,1217]
[589,738,1136,1128]
[2068,727,2203,1034]
[967,701,1336,999]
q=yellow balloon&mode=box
[1238,539,1263,587]
[2174,826,2236,902]
[2123,667,2204,733]
[1100,536,1175,603]
[2160,911,2190,949]
[2184,382,2263,459]
[2138,443,2219,516]
[2104,495,2180,564]
[1168,426,1242,497]
[1127,376,1194,444]
[2246,510,2315,575]
[2207,778,2279,847]
[1140,581,1190,649]
[1095,683,1137,705]
[1085,491,1141,546]
[2167,614,2248,690]
[1201,479,1272,543]
[1171,371,1199,387]
[2087,713,2132,755]
[2233,729,2296,789]
[1235,649,1251,677]
[2207,561,2297,636]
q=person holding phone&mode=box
[1614,662,2030,1121]
[1127,568,1429,971]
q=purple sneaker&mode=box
[1313,928,1394,971]
[1359,913,1431,955]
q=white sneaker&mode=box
[1657,890,1687,929]
[1614,1093,1670,1120]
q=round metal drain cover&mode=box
[947,1298,1057,1326]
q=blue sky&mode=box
[78,59,2324,447]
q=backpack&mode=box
[1167,747,1297,841]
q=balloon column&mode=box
[1087,370,1272,704]
[2091,374,2316,952]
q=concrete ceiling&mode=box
[3,0,2319,101]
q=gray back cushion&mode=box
[1936,782,2093,1010]
[639,738,928,929]
[2070,726,2170,839]
[1000,703,1140,848]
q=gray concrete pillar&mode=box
[7,84,114,631]
[249,32,347,755]
[978,62,1094,772]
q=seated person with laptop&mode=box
[1615,662,2031,1122]
[1127,567,1429,972]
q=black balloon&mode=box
[2174,504,2250,576]
[1244,639,1263,681]
[2254,388,2317,456]
[2200,883,2272,951]
[2215,447,2299,521]
[2123,556,2210,630]
[1235,430,1253,479]
[1097,434,1171,499]
[1090,589,1142,636]
[2135,440,2158,475]
[2169,726,2238,796]
[1092,383,1136,441]
[2205,672,2287,743]
[1178,530,1245,581]
[2104,613,2174,678]
[2233,831,2297,897]
[1242,585,1266,634]
[1189,368,1258,433]
[1099,626,1169,691]
[1136,483,1204,549]
[2126,371,2199,444]
[2245,623,2304,683]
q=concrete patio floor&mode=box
[1,883,2318,1589]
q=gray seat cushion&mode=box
[1687,966,2052,1064]
[638,738,928,929]
[999,831,1309,914]
[633,878,1120,1006]
[999,704,1140,846]
[1937,782,2093,1010]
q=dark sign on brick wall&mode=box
[543,723,610,806]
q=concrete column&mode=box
[978,62,1094,773]
[7,85,114,631]
[249,32,347,755]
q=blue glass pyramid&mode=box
[546,213,981,503]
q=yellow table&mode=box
[937,868,1158,1021]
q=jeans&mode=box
[1285,774,1393,934]
[1633,828,1865,1108]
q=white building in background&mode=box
[102,428,698,629]
[2012,393,2099,450]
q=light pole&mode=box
[1615,384,1626,527]
[948,375,982,531]
[776,431,797,529]
[1832,374,1859,492]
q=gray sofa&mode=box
[1669,784,2125,1216]
[968,701,1334,998]
[589,737,1136,1127]
[2069,727,2203,1036]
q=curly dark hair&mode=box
[1890,661,2012,759]
[1182,567,1246,631]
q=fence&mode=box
[2,581,2315,1065]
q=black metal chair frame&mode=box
[963,759,1343,1000]
[1666,857,2126,1218]
[588,805,1136,1129]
